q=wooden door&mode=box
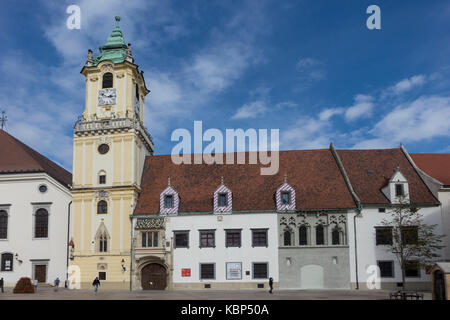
[434,270,446,300]
[35,265,47,283]
[141,263,167,290]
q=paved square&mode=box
[0,287,432,300]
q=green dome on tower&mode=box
[92,16,131,65]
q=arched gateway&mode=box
[141,263,167,290]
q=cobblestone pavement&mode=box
[0,287,432,300]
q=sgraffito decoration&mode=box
[276,182,296,211]
[136,217,165,230]
[213,183,232,214]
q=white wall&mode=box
[348,206,443,288]
[0,173,71,286]
[166,213,279,283]
[439,189,450,259]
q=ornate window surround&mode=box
[213,183,232,214]
[160,185,179,215]
[276,183,296,211]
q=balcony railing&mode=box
[74,116,154,150]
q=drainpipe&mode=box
[130,214,134,292]
[353,204,362,290]
[66,201,72,287]
[329,143,362,290]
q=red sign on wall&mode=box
[181,268,191,277]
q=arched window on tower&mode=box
[135,83,139,100]
[97,200,107,214]
[99,233,108,252]
[95,223,110,253]
[98,170,106,185]
[102,72,113,88]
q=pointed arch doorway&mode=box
[141,263,167,290]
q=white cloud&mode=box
[388,75,426,95]
[275,101,298,109]
[282,116,332,150]
[231,101,268,119]
[353,95,450,148]
[319,107,344,121]
[344,94,374,121]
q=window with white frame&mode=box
[34,208,49,238]
[0,252,13,271]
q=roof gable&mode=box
[410,153,450,186]
[337,148,437,205]
[0,130,72,188]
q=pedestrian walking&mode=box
[33,279,38,292]
[92,277,100,294]
[269,277,273,294]
[54,277,60,292]
[0,277,4,293]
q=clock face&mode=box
[98,88,117,106]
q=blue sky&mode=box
[0,0,449,170]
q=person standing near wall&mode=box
[269,277,274,294]
[54,277,60,292]
[92,277,100,294]
[0,277,4,293]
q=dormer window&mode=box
[160,180,179,215]
[281,191,291,205]
[276,181,296,211]
[218,193,228,207]
[213,182,232,214]
[102,72,113,88]
[381,168,410,204]
[395,184,404,197]
[164,195,174,209]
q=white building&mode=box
[0,130,72,287]
[337,146,443,290]
[131,154,281,290]
[410,153,450,260]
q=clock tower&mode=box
[71,16,153,289]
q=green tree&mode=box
[381,197,445,291]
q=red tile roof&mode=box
[410,153,450,186]
[134,149,357,214]
[337,148,438,205]
[0,130,72,188]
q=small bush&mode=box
[13,277,35,294]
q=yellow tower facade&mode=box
[71,17,153,289]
